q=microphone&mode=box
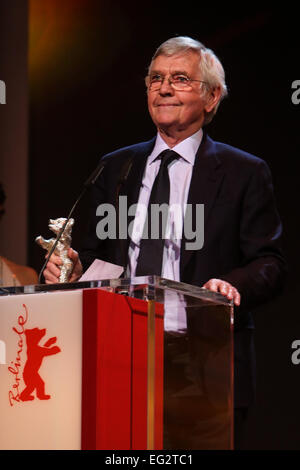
[38,157,107,284]
[83,157,108,187]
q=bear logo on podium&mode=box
[19,328,61,402]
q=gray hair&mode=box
[148,36,228,125]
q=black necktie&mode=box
[135,149,179,276]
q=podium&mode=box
[0,276,233,450]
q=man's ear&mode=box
[204,86,222,113]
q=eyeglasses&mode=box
[146,73,208,91]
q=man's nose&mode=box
[159,76,174,95]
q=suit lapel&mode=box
[180,133,224,277]
[121,138,156,207]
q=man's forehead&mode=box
[150,51,200,73]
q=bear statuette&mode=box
[35,217,74,283]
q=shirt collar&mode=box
[148,128,203,166]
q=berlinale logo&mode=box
[8,304,61,406]
[0,80,6,104]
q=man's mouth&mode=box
[155,103,181,107]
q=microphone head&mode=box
[84,158,107,187]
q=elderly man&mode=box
[44,37,286,448]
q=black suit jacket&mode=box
[80,132,286,407]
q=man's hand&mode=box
[43,248,83,284]
[202,278,241,306]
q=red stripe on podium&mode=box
[81,289,163,450]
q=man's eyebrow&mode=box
[149,69,163,75]
[171,70,189,76]
[149,69,189,76]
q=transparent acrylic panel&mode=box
[1,275,234,307]
[163,299,233,449]
[0,276,233,449]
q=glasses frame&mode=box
[145,73,209,91]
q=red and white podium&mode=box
[0,277,233,450]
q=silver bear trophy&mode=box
[35,217,75,283]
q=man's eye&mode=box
[150,75,162,82]
[173,75,189,83]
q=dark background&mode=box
[1,2,300,449]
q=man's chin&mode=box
[156,120,179,132]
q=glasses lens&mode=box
[172,82,189,90]
[149,82,161,90]
[171,75,192,90]
[148,75,162,90]
[147,74,194,91]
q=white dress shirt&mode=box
[128,128,203,279]
[127,129,203,331]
